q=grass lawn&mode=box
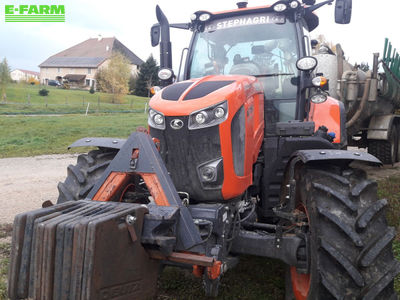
[0,113,147,158]
[0,83,149,115]
[0,176,399,299]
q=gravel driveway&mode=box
[0,154,78,223]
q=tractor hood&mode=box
[149,75,263,116]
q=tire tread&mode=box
[57,149,117,203]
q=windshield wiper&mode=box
[253,73,295,78]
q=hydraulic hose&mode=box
[346,78,371,128]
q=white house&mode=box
[10,69,40,82]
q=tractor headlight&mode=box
[154,114,164,125]
[195,112,207,125]
[188,101,228,130]
[148,108,166,130]
[214,107,225,118]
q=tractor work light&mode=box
[273,3,287,12]
[199,13,211,21]
[148,108,166,130]
[289,1,299,8]
[296,56,318,71]
[200,166,217,182]
[188,101,228,130]
[197,158,223,189]
[310,92,328,104]
[158,68,174,81]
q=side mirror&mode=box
[151,24,160,47]
[335,0,352,24]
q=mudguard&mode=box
[367,114,400,140]
[68,137,126,150]
[292,149,382,165]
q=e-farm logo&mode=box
[4,4,65,22]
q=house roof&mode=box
[39,37,144,68]
[12,69,40,76]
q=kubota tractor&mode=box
[9,0,400,299]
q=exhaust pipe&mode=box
[156,5,173,85]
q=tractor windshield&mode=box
[188,13,299,121]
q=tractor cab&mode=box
[152,0,352,123]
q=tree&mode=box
[95,52,131,103]
[0,58,11,101]
[27,76,39,85]
[128,75,137,95]
[39,88,49,96]
[359,62,370,72]
[134,55,160,97]
[89,85,95,94]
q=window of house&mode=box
[86,79,90,86]
[58,68,60,73]
[88,68,91,74]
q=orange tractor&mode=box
[9,0,399,299]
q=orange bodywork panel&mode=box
[219,79,264,199]
[307,96,342,144]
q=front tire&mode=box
[287,164,399,300]
[57,148,118,203]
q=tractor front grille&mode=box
[150,117,223,202]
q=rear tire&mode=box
[57,148,118,203]
[368,128,398,164]
[287,164,399,300]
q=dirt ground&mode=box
[0,154,399,224]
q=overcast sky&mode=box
[0,0,398,72]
